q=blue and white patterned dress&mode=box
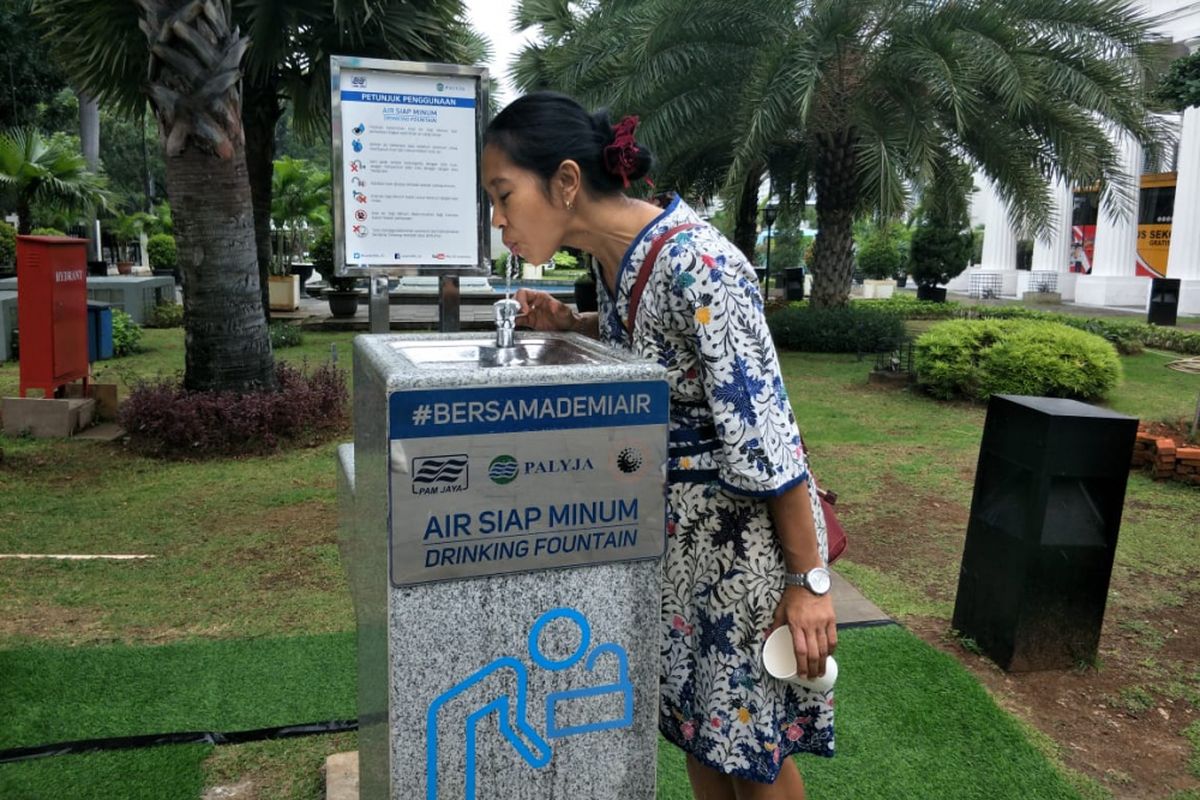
[596,196,835,782]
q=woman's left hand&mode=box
[770,586,837,681]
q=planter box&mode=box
[520,262,544,280]
[268,275,300,311]
[861,279,896,300]
[1023,291,1062,304]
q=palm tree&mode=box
[270,156,330,273]
[36,0,481,318]
[515,0,1172,307]
[140,0,274,392]
[0,127,109,234]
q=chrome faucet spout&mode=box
[493,298,520,348]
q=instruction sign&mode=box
[387,381,669,586]
[331,57,488,272]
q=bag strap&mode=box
[625,223,699,336]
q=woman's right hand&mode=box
[514,288,576,332]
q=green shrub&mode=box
[914,319,1122,402]
[551,250,578,270]
[855,223,905,279]
[310,227,334,281]
[29,227,67,236]
[0,220,15,266]
[269,321,304,349]
[146,233,177,271]
[768,303,906,353]
[111,309,144,357]
[147,302,184,328]
[909,220,972,287]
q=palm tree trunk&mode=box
[141,0,274,392]
[166,140,275,391]
[810,129,859,309]
[16,199,32,235]
[733,164,763,262]
[243,81,282,322]
[78,90,101,260]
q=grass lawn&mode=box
[2,626,1094,800]
[1,319,1198,797]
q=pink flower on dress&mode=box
[710,716,721,730]
[773,747,781,765]
[786,724,803,742]
[681,721,696,740]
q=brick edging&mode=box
[1132,428,1200,485]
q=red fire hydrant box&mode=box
[17,236,91,398]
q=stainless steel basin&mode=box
[391,336,604,368]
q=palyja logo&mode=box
[488,455,518,484]
[436,82,445,92]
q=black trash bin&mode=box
[754,267,767,287]
[87,260,108,277]
[1147,277,1181,326]
[952,395,1138,672]
[784,267,805,302]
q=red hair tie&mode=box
[604,115,653,189]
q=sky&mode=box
[464,0,535,104]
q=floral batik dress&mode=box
[596,195,835,782]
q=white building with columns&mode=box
[963,1,1200,315]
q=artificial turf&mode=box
[1,624,1091,799]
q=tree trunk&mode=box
[733,164,763,263]
[243,81,282,323]
[166,139,275,391]
[16,200,31,235]
[141,0,274,392]
[810,129,859,309]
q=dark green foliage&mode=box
[0,1,67,130]
[268,321,304,349]
[147,302,184,329]
[909,158,973,287]
[309,226,333,280]
[111,309,143,356]
[1155,49,1200,112]
[914,319,1122,401]
[146,233,177,270]
[768,304,906,353]
[0,220,14,266]
[855,223,905,280]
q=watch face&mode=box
[808,568,832,595]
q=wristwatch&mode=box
[784,566,832,596]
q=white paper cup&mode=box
[761,626,838,692]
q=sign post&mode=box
[330,57,489,330]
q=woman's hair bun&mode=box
[484,92,654,196]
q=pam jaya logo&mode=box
[488,455,519,485]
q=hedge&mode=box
[850,296,1200,355]
[767,303,906,353]
[913,319,1122,402]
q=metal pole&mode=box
[764,222,773,296]
[439,275,461,332]
[369,273,390,333]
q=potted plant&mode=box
[109,211,152,275]
[271,157,330,304]
[310,227,359,317]
[909,218,972,303]
[146,232,177,280]
[856,223,902,299]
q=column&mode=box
[979,180,1018,296]
[1167,73,1200,313]
[1030,179,1076,299]
[1076,131,1149,307]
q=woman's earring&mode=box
[566,199,575,212]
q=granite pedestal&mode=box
[342,332,668,800]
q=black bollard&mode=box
[952,395,1138,672]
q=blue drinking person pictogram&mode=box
[425,607,634,799]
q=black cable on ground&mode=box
[0,719,358,765]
